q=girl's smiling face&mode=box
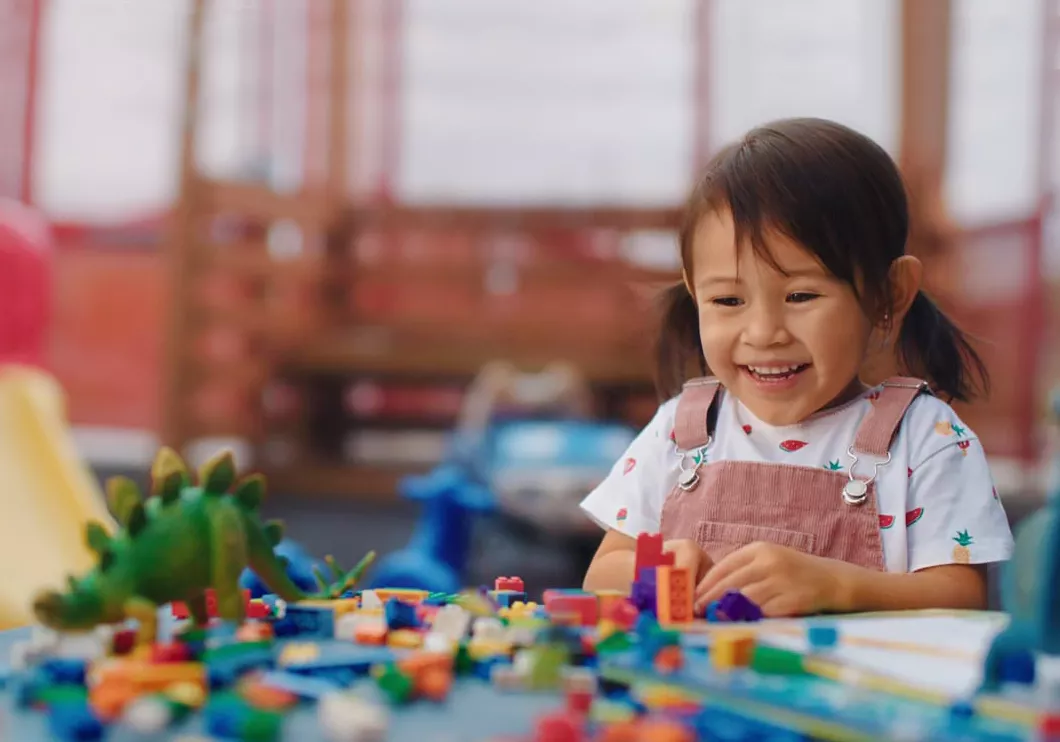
[688,209,875,426]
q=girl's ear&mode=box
[886,256,923,330]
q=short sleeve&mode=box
[579,398,678,537]
[903,409,1014,572]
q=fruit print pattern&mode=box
[951,530,973,563]
[623,458,637,474]
[616,507,628,525]
[879,514,895,529]
[742,424,752,435]
[933,421,968,437]
[905,508,924,527]
[779,439,808,453]
[824,459,842,471]
[956,440,971,456]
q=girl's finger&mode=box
[694,563,764,613]
[694,546,758,599]
[757,592,804,619]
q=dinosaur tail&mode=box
[244,514,309,603]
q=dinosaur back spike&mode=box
[127,502,148,538]
[84,521,111,555]
[159,470,184,505]
[234,474,266,510]
[151,447,190,496]
[263,519,284,546]
[199,450,237,494]
[105,476,141,526]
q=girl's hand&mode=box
[693,542,857,617]
[662,539,714,584]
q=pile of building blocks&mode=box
[4,530,1052,742]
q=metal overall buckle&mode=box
[842,446,891,505]
[676,436,712,491]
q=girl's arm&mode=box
[839,563,987,612]
[583,529,639,592]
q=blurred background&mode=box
[0,0,1057,595]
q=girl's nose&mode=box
[743,304,791,347]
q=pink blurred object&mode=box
[0,198,51,367]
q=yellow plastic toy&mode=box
[0,365,116,629]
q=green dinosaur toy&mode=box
[31,447,375,643]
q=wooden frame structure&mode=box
[160,0,1050,500]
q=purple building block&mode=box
[716,589,762,622]
[630,567,658,616]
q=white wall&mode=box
[26,0,1049,231]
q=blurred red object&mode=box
[0,198,51,367]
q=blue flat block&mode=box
[39,658,88,685]
[276,604,335,638]
[489,590,527,608]
[806,624,839,649]
[385,597,420,630]
[258,670,342,699]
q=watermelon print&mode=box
[825,460,842,471]
[623,458,637,474]
[879,514,895,529]
[616,508,628,524]
[956,440,971,456]
[742,424,752,435]
[779,439,808,452]
[669,428,676,443]
[905,508,924,527]
[907,467,913,478]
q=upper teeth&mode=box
[749,365,801,375]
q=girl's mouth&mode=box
[742,364,810,384]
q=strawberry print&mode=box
[616,507,628,524]
[905,508,924,527]
[669,428,676,443]
[779,439,808,452]
[879,514,895,529]
[623,458,637,474]
[742,424,752,435]
[866,390,880,404]
[956,440,971,456]
[825,459,842,471]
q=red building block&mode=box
[634,533,673,578]
[542,591,599,626]
[495,576,525,592]
[170,589,253,619]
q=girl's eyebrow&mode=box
[698,267,827,287]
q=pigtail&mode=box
[654,282,705,400]
[896,291,990,403]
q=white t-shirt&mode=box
[580,383,1014,572]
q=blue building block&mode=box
[47,699,104,741]
[385,597,420,630]
[257,671,341,700]
[807,624,839,650]
[273,603,334,639]
[39,658,87,685]
[998,649,1035,685]
[490,590,527,608]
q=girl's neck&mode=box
[821,377,871,412]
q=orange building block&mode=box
[656,565,693,624]
[354,624,388,645]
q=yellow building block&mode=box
[594,590,627,617]
[388,629,424,649]
[711,631,755,670]
[373,588,429,604]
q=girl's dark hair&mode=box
[656,117,989,403]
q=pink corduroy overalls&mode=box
[659,375,929,571]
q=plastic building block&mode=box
[533,710,583,742]
[122,696,172,734]
[707,590,763,622]
[655,566,693,625]
[257,671,342,700]
[543,591,599,626]
[633,533,675,577]
[495,576,525,592]
[384,598,420,630]
[47,697,105,741]
[630,574,657,616]
[318,691,389,742]
[807,624,839,649]
[711,631,755,670]
[375,664,414,704]
[491,590,528,608]
[749,645,807,675]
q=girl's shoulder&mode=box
[899,391,979,463]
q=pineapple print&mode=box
[952,530,974,563]
[825,459,842,471]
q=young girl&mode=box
[581,117,1013,617]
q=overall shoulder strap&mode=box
[673,377,722,450]
[851,376,929,457]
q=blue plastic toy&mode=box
[980,389,1060,691]
[366,462,495,594]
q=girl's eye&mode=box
[711,297,743,307]
[787,292,819,303]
